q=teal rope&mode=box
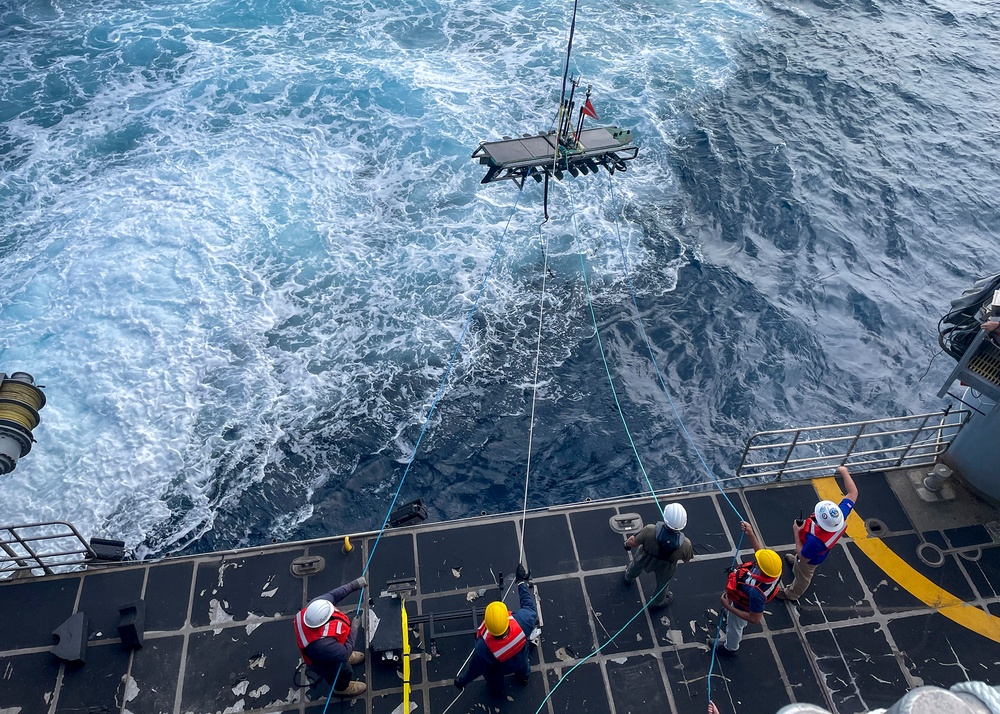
[551,170,755,710]
[605,174,745,522]
[562,166,665,515]
[603,175,755,706]
[532,580,671,714]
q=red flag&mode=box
[581,98,598,120]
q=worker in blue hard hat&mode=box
[455,564,538,698]
[293,576,368,697]
[624,502,694,608]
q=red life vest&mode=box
[476,614,526,662]
[797,513,847,556]
[293,606,352,665]
[726,561,780,609]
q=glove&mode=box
[515,564,531,583]
[454,677,464,690]
[351,615,362,632]
[351,576,367,590]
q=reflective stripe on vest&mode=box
[476,615,526,662]
[798,514,847,556]
[726,561,780,609]
[294,606,351,664]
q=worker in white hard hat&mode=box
[776,465,858,602]
[293,576,368,697]
[623,502,694,608]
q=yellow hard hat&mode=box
[484,601,509,637]
[756,549,783,578]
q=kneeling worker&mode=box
[455,565,538,697]
[718,522,783,656]
[293,576,368,697]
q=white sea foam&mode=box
[0,0,766,551]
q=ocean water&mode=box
[1,0,998,557]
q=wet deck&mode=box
[2,468,999,714]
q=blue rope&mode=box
[553,171,756,709]
[605,174,745,522]
[707,532,746,703]
[357,186,525,602]
[320,663,342,713]
[306,187,523,711]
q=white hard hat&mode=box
[304,599,335,628]
[662,503,688,530]
[814,500,844,532]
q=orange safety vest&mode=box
[726,561,779,609]
[797,514,847,556]
[476,614,526,662]
[293,605,352,665]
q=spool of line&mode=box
[0,377,46,411]
[0,401,41,430]
[0,373,46,476]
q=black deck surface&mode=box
[2,470,999,714]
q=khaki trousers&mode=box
[784,556,818,600]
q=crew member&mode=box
[718,521,782,655]
[624,502,694,608]
[294,576,368,697]
[777,465,858,602]
[455,565,537,697]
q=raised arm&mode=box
[838,465,858,502]
[740,521,765,552]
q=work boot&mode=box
[334,681,367,697]
[775,588,798,603]
[623,568,634,586]
[784,553,796,566]
[650,591,674,609]
[716,645,738,657]
[348,651,365,666]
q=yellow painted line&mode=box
[813,476,1000,643]
[402,595,411,712]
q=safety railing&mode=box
[735,408,970,481]
[0,521,97,579]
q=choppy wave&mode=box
[1,0,997,556]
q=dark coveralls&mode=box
[302,579,363,691]
[456,583,538,696]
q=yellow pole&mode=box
[401,595,411,712]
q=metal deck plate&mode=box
[2,470,1000,714]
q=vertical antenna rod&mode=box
[557,0,581,129]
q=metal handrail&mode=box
[0,521,97,578]
[736,408,969,481]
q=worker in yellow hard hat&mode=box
[718,521,783,656]
[455,564,538,697]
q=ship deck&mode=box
[2,467,1000,714]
